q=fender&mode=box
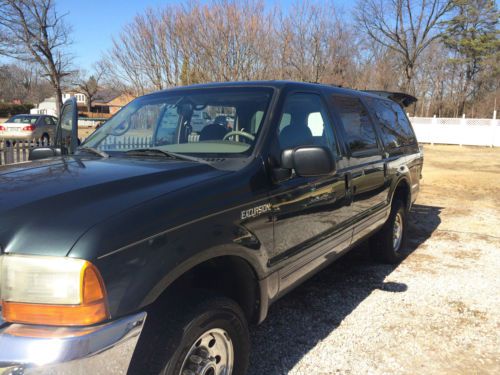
[389,173,412,209]
[141,243,269,308]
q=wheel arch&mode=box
[142,250,266,325]
[391,176,412,211]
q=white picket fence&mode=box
[409,116,500,147]
[0,133,202,165]
[0,139,50,165]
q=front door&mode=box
[268,92,352,291]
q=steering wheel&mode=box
[223,130,255,142]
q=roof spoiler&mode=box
[363,90,417,107]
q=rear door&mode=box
[330,94,389,240]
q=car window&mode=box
[331,95,378,154]
[156,107,180,145]
[83,88,273,156]
[366,98,417,149]
[44,117,55,126]
[278,93,337,156]
[250,111,264,134]
[9,116,37,124]
[391,103,417,145]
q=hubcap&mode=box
[180,328,234,375]
[393,212,403,252]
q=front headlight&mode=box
[0,254,109,326]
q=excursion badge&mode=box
[241,203,272,220]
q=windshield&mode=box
[83,87,273,157]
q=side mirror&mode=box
[55,97,79,154]
[29,147,62,161]
[281,146,336,177]
[28,98,77,161]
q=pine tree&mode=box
[442,0,499,114]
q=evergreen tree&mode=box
[443,0,499,114]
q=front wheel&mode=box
[371,199,408,264]
[129,293,249,375]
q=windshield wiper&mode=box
[77,147,109,158]
[124,148,202,163]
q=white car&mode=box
[0,114,58,143]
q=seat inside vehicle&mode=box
[279,122,314,149]
[199,123,228,141]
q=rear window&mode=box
[366,98,417,149]
[331,95,378,154]
[8,115,38,124]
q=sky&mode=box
[57,0,355,71]
[0,0,355,71]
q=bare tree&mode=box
[356,0,453,93]
[102,5,185,95]
[0,0,72,115]
[72,64,104,112]
[178,0,276,82]
[98,0,498,117]
[0,62,54,104]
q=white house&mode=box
[62,91,87,105]
[30,96,57,116]
[31,91,88,116]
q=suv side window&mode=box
[278,93,337,156]
[392,102,417,145]
[331,95,378,154]
[366,98,417,149]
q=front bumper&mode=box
[0,312,146,375]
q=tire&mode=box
[129,292,250,375]
[371,199,408,264]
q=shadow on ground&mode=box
[248,204,442,375]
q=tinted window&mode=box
[278,93,337,155]
[44,117,55,125]
[392,103,417,144]
[367,98,416,149]
[331,95,378,153]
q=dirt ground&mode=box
[248,144,500,375]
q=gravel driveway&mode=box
[248,145,500,375]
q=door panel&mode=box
[270,172,351,264]
[331,95,389,221]
[347,156,387,218]
[269,92,352,269]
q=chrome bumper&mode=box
[0,312,146,375]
